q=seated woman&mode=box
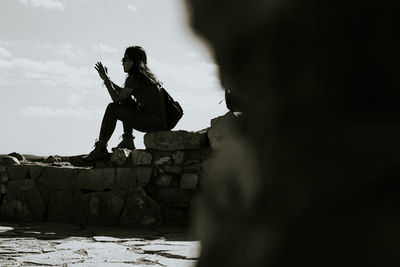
[85,46,167,161]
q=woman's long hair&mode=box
[125,46,161,86]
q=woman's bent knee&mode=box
[106,102,118,112]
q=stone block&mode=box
[29,165,45,180]
[8,152,25,161]
[76,168,115,191]
[131,149,152,165]
[180,173,199,190]
[116,168,136,189]
[154,156,172,165]
[120,186,162,227]
[171,151,185,165]
[170,176,180,188]
[1,172,8,182]
[163,165,182,174]
[163,206,187,221]
[183,163,202,173]
[144,130,205,150]
[183,159,201,166]
[0,166,6,173]
[6,165,30,180]
[155,174,173,187]
[1,184,6,194]
[38,167,79,191]
[134,167,153,186]
[110,148,131,166]
[0,179,46,221]
[0,156,20,165]
[47,190,75,222]
[81,191,126,226]
[153,187,191,203]
[208,112,237,150]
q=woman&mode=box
[85,46,167,161]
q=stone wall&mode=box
[0,118,230,227]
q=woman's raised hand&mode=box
[94,62,109,81]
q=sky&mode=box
[0,0,228,156]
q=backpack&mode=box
[160,87,183,130]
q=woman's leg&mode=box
[98,102,121,143]
[86,101,161,160]
[98,101,159,143]
[122,122,133,136]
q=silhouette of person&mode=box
[85,46,167,161]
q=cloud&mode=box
[36,43,84,58]
[65,93,82,106]
[64,90,103,106]
[127,4,138,12]
[93,44,118,54]
[0,57,98,89]
[149,57,222,94]
[0,46,12,58]
[18,0,65,10]
[20,105,102,120]
[55,43,77,58]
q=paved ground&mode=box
[0,223,200,266]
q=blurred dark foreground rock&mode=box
[185,0,400,267]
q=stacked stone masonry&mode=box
[0,120,232,227]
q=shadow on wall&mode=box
[185,1,400,266]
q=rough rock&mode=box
[134,167,153,186]
[183,163,202,173]
[144,130,205,150]
[76,168,115,191]
[120,186,161,227]
[170,176,181,188]
[183,159,201,166]
[163,165,182,174]
[110,148,131,166]
[81,191,126,225]
[29,165,45,180]
[44,155,62,164]
[180,173,199,190]
[6,165,30,180]
[0,179,46,221]
[8,152,26,162]
[130,150,152,165]
[0,156,20,165]
[115,168,136,190]
[1,172,7,183]
[163,206,187,221]
[153,187,191,204]
[155,174,173,187]
[207,111,237,150]
[1,167,8,183]
[47,191,75,222]
[37,167,79,191]
[154,156,172,165]
[171,151,185,165]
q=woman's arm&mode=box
[110,82,123,92]
[104,80,133,102]
[94,62,134,102]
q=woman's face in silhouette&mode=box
[122,53,133,73]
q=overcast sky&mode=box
[0,0,227,156]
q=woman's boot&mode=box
[84,140,109,161]
[112,133,135,151]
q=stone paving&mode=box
[0,223,200,266]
